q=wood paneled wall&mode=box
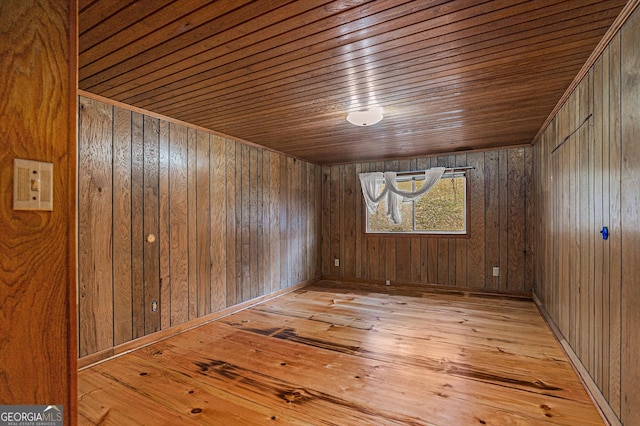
[78,96,321,358]
[321,148,534,293]
[533,5,640,424]
[0,0,77,422]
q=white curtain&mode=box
[358,167,446,224]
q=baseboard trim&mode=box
[317,276,532,300]
[78,279,317,370]
[531,293,621,426]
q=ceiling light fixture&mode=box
[347,106,383,126]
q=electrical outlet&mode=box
[492,267,500,277]
[334,258,340,267]
[385,280,391,286]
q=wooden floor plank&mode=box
[78,281,603,425]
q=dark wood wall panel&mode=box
[532,6,640,424]
[320,147,533,292]
[78,96,321,358]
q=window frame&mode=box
[364,170,470,238]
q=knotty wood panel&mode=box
[78,282,603,425]
[321,147,533,293]
[79,98,113,355]
[169,123,189,325]
[0,0,76,420]
[113,107,133,345]
[78,95,322,359]
[532,6,640,424]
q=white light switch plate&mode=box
[14,158,53,211]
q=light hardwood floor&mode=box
[78,281,603,425]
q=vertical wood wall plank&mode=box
[187,129,197,319]
[196,131,211,316]
[169,123,188,326]
[620,9,640,423]
[321,166,331,277]
[158,121,171,329]
[225,139,237,307]
[315,165,323,278]
[112,106,133,345]
[210,135,227,312]
[607,33,622,414]
[344,163,356,278]
[592,57,604,390]
[258,151,271,295]
[484,151,500,289]
[249,147,258,299]
[467,152,485,288]
[498,150,509,291]
[261,150,269,290]
[523,146,534,292]
[241,145,250,301]
[130,112,145,338]
[329,165,341,277]
[507,149,525,291]
[143,116,161,334]
[279,156,289,289]
[599,46,611,400]
[354,163,363,279]
[270,153,282,293]
[78,98,113,356]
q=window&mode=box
[366,172,467,234]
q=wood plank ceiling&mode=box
[79,0,628,165]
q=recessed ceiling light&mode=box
[347,106,383,126]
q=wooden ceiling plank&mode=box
[195,68,578,133]
[80,0,176,50]
[121,0,540,107]
[186,59,585,126]
[161,30,605,125]
[90,0,452,98]
[79,0,135,35]
[114,0,609,108]
[79,0,277,77]
[169,11,614,123]
[80,0,386,91]
[219,94,562,144]
[127,1,615,115]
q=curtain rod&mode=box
[395,166,475,175]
